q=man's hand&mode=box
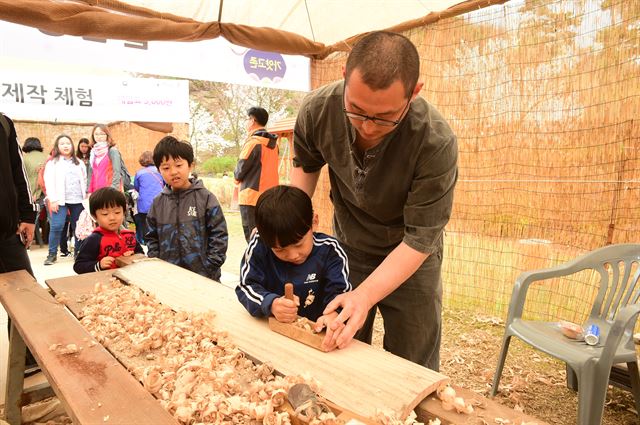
[49,201,59,213]
[17,222,35,247]
[271,295,299,323]
[321,287,374,349]
[313,311,341,351]
[99,256,115,269]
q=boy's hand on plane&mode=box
[100,256,115,269]
[122,250,134,257]
[271,295,299,323]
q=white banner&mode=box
[0,21,310,92]
[0,72,190,123]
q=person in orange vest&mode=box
[234,107,279,242]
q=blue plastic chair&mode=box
[491,243,640,424]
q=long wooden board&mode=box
[111,259,447,419]
[46,264,549,425]
[0,270,177,425]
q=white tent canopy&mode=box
[120,0,463,45]
[0,0,507,58]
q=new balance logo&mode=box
[304,273,318,284]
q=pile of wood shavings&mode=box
[79,279,423,425]
[81,279,308,424]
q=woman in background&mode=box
[87,124,123,193]
[133,151,164,245]
[43,134,86,265]
[22,137,48,246]
[76,137,92,176]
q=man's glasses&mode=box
[343,95,411,127]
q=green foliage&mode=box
[200,156,237,175]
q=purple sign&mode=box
[243,50,287,83]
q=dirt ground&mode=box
[372,309,639,425]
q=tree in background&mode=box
[189,99,233,160]
[190,80,305,158]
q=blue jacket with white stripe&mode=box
[236,232,351,321]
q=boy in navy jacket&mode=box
[236,185,351,329]
[146,137,228,281]
[74,187,143,273]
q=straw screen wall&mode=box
[308,0,639,324]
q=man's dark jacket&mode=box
[0,113,36,240]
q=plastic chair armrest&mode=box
[601,303,640,361]
[508,263,582,321]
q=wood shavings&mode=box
[80,280,304,424]
[304,289,316,308]
[49,343,81,355]
[59,344,81,355]
[54,293,69,304]
[79,279,424,425]
[292,317,317,332]
[375,410,424,424]
[436,383,473,414]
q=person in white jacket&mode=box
[43,134,87,265]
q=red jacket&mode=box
[73,226,143,273]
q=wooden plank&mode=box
[417,385,550,425]
[47,270,114,318]
[47,266,548,425]
[268,317,328,352]
[109,259,448,419]
[0,270,178,425]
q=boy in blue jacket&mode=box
[236,185,351,330]
[146,137,228,281]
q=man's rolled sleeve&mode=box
[292,99,326,173]
[403,134,458,254]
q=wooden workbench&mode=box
[1,261,548,424]
[52,259,546,424]
[0,270,177,425]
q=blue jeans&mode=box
[133,213,147,245]
[48,203,84,257]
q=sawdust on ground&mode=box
[372,309,638,425]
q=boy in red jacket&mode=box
[74,187,143,273]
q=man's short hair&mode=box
[247,107,269,127]
[22,137,43,153]
[255,185,313,248]
[153,136,194,168]
[345,31,420,99]
[89,187,127,217]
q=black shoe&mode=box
[44,255,57,265]
[60,251,72,258]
